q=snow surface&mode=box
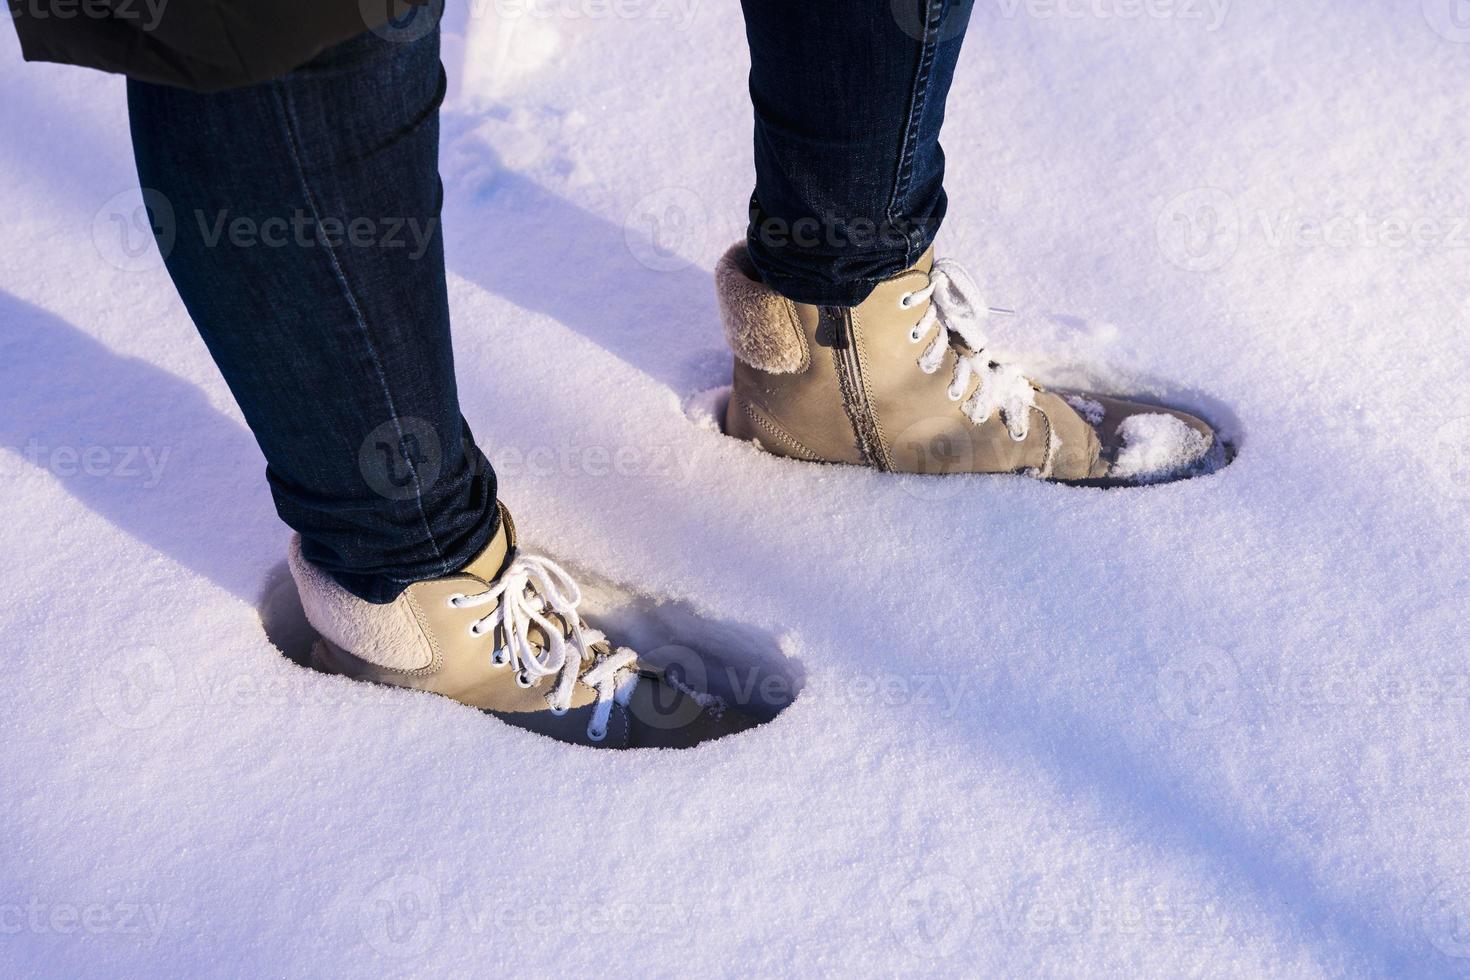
[5,2,1470,976]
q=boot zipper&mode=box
[827,307,891,471]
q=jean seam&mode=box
[887,0,945,268]
[268,84,452,581]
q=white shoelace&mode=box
[450,553,638,742]
[901,258,1041,444]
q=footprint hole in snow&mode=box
[683,385,731,433]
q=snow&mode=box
[4,2,1470,976]
[1110,412,1213,483]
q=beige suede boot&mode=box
[290,504,755,749]
[717,243,1226,485]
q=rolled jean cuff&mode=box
[742,190,948,307]
[315,495,501,605]
[279,418,502,605]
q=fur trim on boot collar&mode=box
[715,243,809,375]
[288,536,437,672]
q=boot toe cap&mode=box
[1057,392,1229,486]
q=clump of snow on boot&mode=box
[1065,393,1106,425]
[1109,413,1212,484]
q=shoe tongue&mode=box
[458,506,515,584]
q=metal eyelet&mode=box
[899,292,915,309]
[447,594,464,608]
[491,649,508,667]
[947,386,963,402]
[547,700,568,717]
[468,622,486,636]
[586,726,607,742]
[908,328,924,344]
[515,671,535,689]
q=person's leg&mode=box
[723,0,1225,484]
[738,0,972,306]
[127,24,498,603]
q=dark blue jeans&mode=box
[126,4,969,601]
[128,27,497,603]
[741,0,973,305]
